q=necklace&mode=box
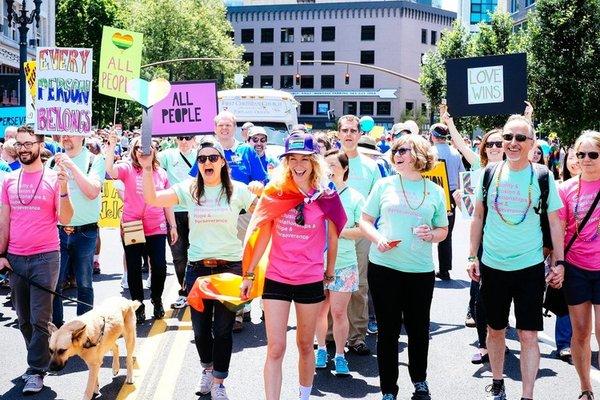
[493,161,534,226]
[17,167,45,206]
[398,174,426,211]
[573,175,600,241]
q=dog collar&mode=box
[83,317,106,349]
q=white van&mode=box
[218,88,299,146]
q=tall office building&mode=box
[458,0,536,31]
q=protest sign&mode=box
[36,47,93,136]
[458,170,481,219]
[99,26,143,100]
[98,180,123,228]
[151,81,219,136]
[24,61,36,125]
[422,160,451,211]
[460,194,475,219]
[446,53,527,117]
[0,107,26,138]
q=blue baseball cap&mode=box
[279,133,316,159]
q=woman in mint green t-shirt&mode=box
[360,134,449,400]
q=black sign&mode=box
[446,53,527,117]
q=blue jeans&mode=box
[53,228,98,325]
[555,314,573,351]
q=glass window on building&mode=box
[280,75,294,89]
[321,51,335,65]
[321,75,335,89]
[377,102,391,116]
[260,52,274,66]
[260,75,273,88]
[405,102,414,113]
[421,29,427,44]
[261,28,274,43]
[300,101,314,115]
[360,50,375,65]
[242,76,254,88]
[300,75,314,89]
[301,51,314,66]
[301,27,315,42]
[525,0,535,6]
[360,102,374,116]
[510,0,518,12]
[343,102,357,115]
[281,27,294,43]
[242,52,254,66]
[241,28,254,43]
[431,31,437,45]
[361,25,375,41]
[470,0,498,25]
[360,75,374,89]
[316,101,330,115]
[281,52,294,66]
[421,103,428,115]
[322,26,335,42]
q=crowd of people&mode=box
[0,108,598,400]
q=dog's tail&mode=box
[130,300,142,311]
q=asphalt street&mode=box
[0,214,596,400]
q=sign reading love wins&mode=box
[99,26,143,100]
[467,65,504,105]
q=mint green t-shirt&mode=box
[475,162,563,271]
[335,186,365,270]
[347,154,381,199]
[470,156,482,171]
[363,176,448,273]
[172,179,254,262]
[49,148,106,226]
[158,148,196,213]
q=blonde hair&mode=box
[575,130,600,152]
[3,138,17,157]
[270,153,330,192]
[390,134,436,172]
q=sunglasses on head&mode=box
[177,136,194,141]
[502,133,532,142]
[251,136,267,143]
[576,151,599,160]
[295,202,305,226]
[197,154,221,164]
[392,147,411,157]
[485,141,503,149]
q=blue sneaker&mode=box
[367,320,378,334]
[382,394,396,400]
[334,356,350,376]
[315,348,328,369]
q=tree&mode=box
[527,0,600,145]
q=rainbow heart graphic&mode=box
[112,33,134,50]
[126,78,171,108]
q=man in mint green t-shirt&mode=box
[467,116,565,400]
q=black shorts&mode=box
[480,262,545,331]
[262,278,325,304]
[564,262,600,306]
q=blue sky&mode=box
[441,0,459,12]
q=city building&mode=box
[457,0,536,32]
[226,0,443,8]
[0,0,56,105]
[227,0,455,129]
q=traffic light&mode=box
[295,73,301,86]
[344,73,350,85]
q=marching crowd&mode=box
[0,108,599,400]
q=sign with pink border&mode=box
[151,80,218,136]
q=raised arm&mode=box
[442,112,479,166]
[105,131,119,179]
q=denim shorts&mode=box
[262,278,325,304]
[326,265,359,293]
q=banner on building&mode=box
[421,160,451,212]
[446,53,527,117]
[35,47,93,136]
[99,26,143,100]
[0,107,26,138]
[98,180,123,228]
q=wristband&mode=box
[554,260,566,267]
[467,256,478,262]
[243,272,255,281]
[60,192,69,198]
[324,273,335,282]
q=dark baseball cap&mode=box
[430,123,449,138]
[279,133,316,159]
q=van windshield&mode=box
[235,122,289,146]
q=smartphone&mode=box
[389,240,402,248]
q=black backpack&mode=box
[481,162,552,250]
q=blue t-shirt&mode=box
[377,140,390,154]
[434,143,465,191]
[8,160,20,170]
[43,140,62,155]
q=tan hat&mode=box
[357,135,382,156]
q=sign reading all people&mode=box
[99,26,143,100]
[445,53,527,117]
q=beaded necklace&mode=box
[493,161,534,226]
[17,167,45,206]
[399,174,426,211]
[573,175,600,241]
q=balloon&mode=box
[537,139,551,156]
[359,116,375,133]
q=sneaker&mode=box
[412,381,431,400]
[347,342,371,356]
[195,369,213,396]
[171,295,188,309]
[152,300,165,319]
[435,271,451,281]
[382,394,396,400]
[471,351,489,365]
[136,305,146,325]
[485,381,506,400]
[558,347,572,364]
[579,390,595,400]
[465,311,476,328]
[315,348,328,369]
[334,355,350,375]
[211,383,229,400]
[22,374,44,394]
[92,261,101,275]
[367,320,379,334]
[233,318,243,333]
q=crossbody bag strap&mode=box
[180,151,193,169]
[565,189,600,254]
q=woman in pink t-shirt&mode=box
[559,130,600,400]
[105,134,177,324]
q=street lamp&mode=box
[6,0,43,107]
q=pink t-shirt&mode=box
[267,201,327,285]
[1,168,60,255]
[115,163,170,236]
[558,177,600,271]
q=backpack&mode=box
[481,162,552,250]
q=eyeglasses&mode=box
[177,136,194,141]
[197,154,221,164]
[502,133,533,142]
[14,141,41,150]
[295,202,305,226]
[251,136,267,143]
[576,151,599,160]
[485,141,503,149]
[534,150,543,156]
[392,147,412,157]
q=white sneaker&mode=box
[195,369,213,396]
[171,295,187,309]
[211,383,229,400]
[22,374,44,394]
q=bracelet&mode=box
[467,256,478,262]
[554,260,566,267]
[243,272,255,281]
[60,192,69,198]
[324,273,335,282]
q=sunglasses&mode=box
[177,136,194,141]
[485,141,503,149]
[576,151,599,160]
[197,154,221,164]
[534,150,543,156]
[295,203,305,226]
[392,147,412,157]
[502,133,532,142]
[251,136,267,143]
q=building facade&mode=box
[0,0,56,105]
[227,1,455,128]
[458,0,536,32]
